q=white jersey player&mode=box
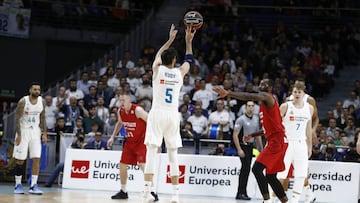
[13,82,47,195]
[278,83,313,203]
[142,24,196,203]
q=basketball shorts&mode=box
[13,127,42,160]
[145,108,182,149]
[277,139,308,179]
[120,141,146,165]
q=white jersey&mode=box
[20,96,43,129]
[282,101,311,140]
[151,65,183,111]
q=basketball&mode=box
[183,10,203,30]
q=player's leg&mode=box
[251,161,271,201]
[167,147,180,203]
[13,132,28,194]
[28,128,43,195]
[143,144,158,203]
[266,174,288,203]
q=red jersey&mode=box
[259,96,285,139]
[257,95,288,174]
[119,104,146,144]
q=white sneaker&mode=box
[304,190,316,203]
[141,192,153,203]
[170,195,179,203]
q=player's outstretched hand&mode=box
[169,24,178,41]
[213,86,229,98]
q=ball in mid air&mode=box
[183,10,203,30]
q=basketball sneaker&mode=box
[14,184,24,194]
[304,192,316,203]
[141,192,153,203]
[170,195,179,203]
[111,189,128,199]
[304,185,316,203]
[29,184,43,195]
[151,191,159,202]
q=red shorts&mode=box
[256,134,288,174]
[120,141,146,165]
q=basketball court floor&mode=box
[0,183,266,203]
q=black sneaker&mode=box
[151,191,159,202]
[111,190,128,199]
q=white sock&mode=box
[263,199,272,203]
[144,181,152,193]
[121,184,127,192]
[172,184,179,196]
[31,175,38,187]
[15,175,22,186]
[291,192,301,203]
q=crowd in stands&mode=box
[7,0,344,164]
[9,0,164,32]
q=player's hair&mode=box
[29,81,41,88]
[161,47,177,65]
[293,81,306,91]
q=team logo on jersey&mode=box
[166,165,185,184]
[71,160,90,179]
[160,79,165,84]
[289,116,295,121]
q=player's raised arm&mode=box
[180,26,196,77]
[152,24,178,72]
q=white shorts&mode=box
[277,139,308,179]
[13,127,42,160]
[145,108,182,149]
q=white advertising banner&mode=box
[62,148,144,191]
[308,160,360,203]
[157,154,259,198]
[62,149,360,202]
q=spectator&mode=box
[104,112,117,136]
[82,105,104,134]
[343,90,360,109]
[88,69,98,86]
[342,142,360,162]
[208,99,232,140]
[60,96,88,132]
[44,95,58,131]
[66,79,84,101]
[187,105,208,154]
[192,79,213,110]
[318,142,343,161]
[85,131,109,150]
[96,97,109,124]
[77,71,91,95]
[325,118,342,138]
[83,85,98,109]
[52,86,68,108]
[135,74,153,112]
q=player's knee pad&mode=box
[15,163,25,176]
[167,148,179,177]
[144,145,158,174]
[293,177,306,194]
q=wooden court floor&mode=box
[0,183,265,203]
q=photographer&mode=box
[44,131,86,187]
[71,131,87,149]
